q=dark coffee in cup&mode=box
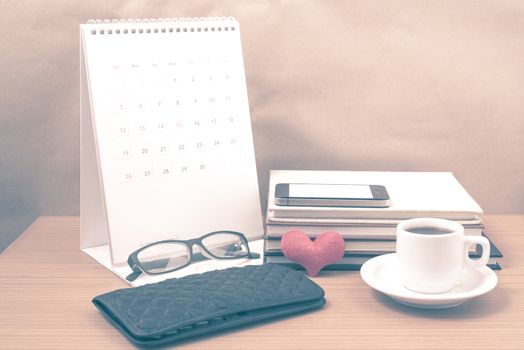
[405,226,454,235]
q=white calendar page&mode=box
[80,18,263,264]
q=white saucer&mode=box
[360,253,498,309]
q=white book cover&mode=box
[267,170,483,220]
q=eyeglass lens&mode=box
[201,232,249,258]
[137,242,190,273]
[136,232,249,274]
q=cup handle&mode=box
[463,235,490,269]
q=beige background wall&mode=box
[1,1,523,250]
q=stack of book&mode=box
[264,170,502,270]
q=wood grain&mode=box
[0,216,523,349]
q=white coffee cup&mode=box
[396,218,490,294]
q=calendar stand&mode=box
[79,18,264,286]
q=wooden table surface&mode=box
[0,215,523,349]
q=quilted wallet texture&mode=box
[93,264,325,346]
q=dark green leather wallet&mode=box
[93,264,325,346]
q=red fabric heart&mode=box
[281,230,345,277]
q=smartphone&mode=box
[274,183,390,207]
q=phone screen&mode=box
[288,184,373,199]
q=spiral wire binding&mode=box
[86,17,236,35]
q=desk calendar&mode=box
[80,18,263,272]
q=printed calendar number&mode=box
[226,115,235,125]
[173,159,190,175]
[169,98,182,110]
[174,119,185,130]
[173,137,187,153]
[165,62,178,86]
[120,149,131,159]
[192,159,208,172]
[136,164,154,180]
[121,169,135,183]
[115,120,130,137]
[154,137,170,156]
[110,94,126,114]
[116,142,132,159]
[135,141,151,158]
[119,127,128,136]
[192,139,205,152]
[192,118,202,128]
[129,97,146,112]
[211,138,221,148]
[133,121,148,135]
[150,96,164,111]
[155,120,167,132]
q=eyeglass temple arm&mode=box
[126,256,175,281]
[125,253,144,282]
[126,267,143,282]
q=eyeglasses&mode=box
[126,230,260,281]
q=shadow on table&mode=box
[371,286,509,319]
